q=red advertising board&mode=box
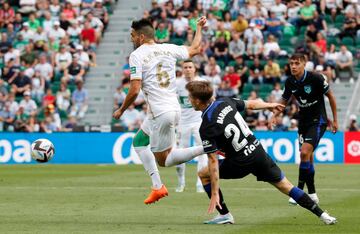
[345,132,360,164]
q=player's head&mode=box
[131,19,154,49]
[289,53,306,77]
[186,81,213,111]
[182,59,196,79]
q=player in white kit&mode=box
[113,17,207,204]
[175,60,208,193]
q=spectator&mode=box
[215,22,231,42]
[201,67,221,91]
[244,108,258,130]
[13,13,23,32]
[119,104,141,131]
[55,45,72,74]
[178,0,194,18]
[75,45,90,69]
[63,2,77,21]
[216,80,237,98]
[33,27,48,51]
[43,11,54,33]
[19,90,37,116]
[92,0,109,29]
[239,1,257,20]
[255,116,268,131]
[244,22,263,44]
[233,56,249,84]
[113,85,126,110]
[56,82,71,111]
[67,20,82,45]
[11,67,31,96]
[62,116,77,132]
[204,56,221,77]
[246,35,264,59]
[48,21,66,42]
[31,70,45,102]
[19,22,35,42]
[249,57,264,84]
[0,79,8,96]
[18,0,37,15]
[35,54,53,89]
[0,33,11,54]
[271,82,283,102]
[4,45,20,65]
[213,35,229,66]
[206,12,218,32]
[27,13,41,32]
[338,12,357,41]
[155,21,170,43]
[231,13,248,35]
[173,11,189,39]
[223,11,233,31]
[6,24,17,43]
[42,88,56,107]
[0,101,16,132]
[0,2,15,28]
[86,12,104,44]
[324,43,337,67]
[335,45,354,82]
[263,34,281,59]
[21,44,38,67]
[306,23,319,42]
[62,55,85,84]
[229,33,245,59]
[264,59,281,84]
[81,21,97,47]
[7,93,19,116]
[311,11,327,33]
[273,113,288,131]
[287,0,302,26]
[264,11,283,39]
[223,66,242,95]
[297,0,317,32]
[2,59,19,85]
[347,114,359,132]
[325,0,343,22]
[250,10,266,30]
[13,106,29,132]
[13,34,29,54]
[70,81,88,119]
[149,0,162,20]
[314,32,327,54]
[271,0,287,22]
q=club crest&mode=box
[304,85,311,94]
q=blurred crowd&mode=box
[0,0,113,132]
[114,0,359,132]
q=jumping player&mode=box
[186,81,337,225]
[270,53,338,205]
[113,17,207,204]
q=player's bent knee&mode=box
[133,129,150,148]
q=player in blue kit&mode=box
[185,81,337,225]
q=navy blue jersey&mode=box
[199,97,259,162]
[282,71,329,125]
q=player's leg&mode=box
[198,165,234,224]
[175,126,191,192]
[271,177,337,224]
[133,118,167,204]
[151,112,204,167]
[193,125,208,193]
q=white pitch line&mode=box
[1,187,360,192]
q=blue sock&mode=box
[289,187,305,202]
[300,161,311,169]
[309,163,315,173]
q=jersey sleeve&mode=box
[231,98,246,112]
[200,124,219,154]
[281,79,292,101]
[316,73,330,94]
[129,53,142,80]
[168,44,189,60]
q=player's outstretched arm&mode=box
[325,90,338,133]
[246,99,285,112]
[112,80,141,119]
[186,16,207,58]
[207,152,222,214]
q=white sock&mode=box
[134,146,162,189]
[176,163,186,186]
[164,146,204,167]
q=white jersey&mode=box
[176,76,203,126]
[129,43,189,118]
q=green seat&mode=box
[216,60,225,70]
[59,109,68,120]
[260,84,273,93]
[246,60,254,68]
[335,15,345,23]
[279,38,292,47]
[342,37,355,46]
[242,83,253,93]
[324,14,333,24]
[228,60,236,67]
[327,36,339,46]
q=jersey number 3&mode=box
[156,63,170,88]
[224,112,252,152]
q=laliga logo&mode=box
[112,133,141,164]
[347,140,360,157]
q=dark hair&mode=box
[131,19,154,39]
[289,53,306,62]
[183,59,194,64]
[186,81,213,103]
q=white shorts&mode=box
[141,111,180,152]
[178,122,202,148]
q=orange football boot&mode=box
[144,185,168,204]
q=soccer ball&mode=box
[31,139,55,163]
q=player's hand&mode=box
[208,193,221,214]
[112,109,123,120]
[268,103,285,113]
[331,120,338,133]
[197,16,207,28]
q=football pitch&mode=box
[0,164,359,234]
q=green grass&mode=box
[0,164,359,233]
